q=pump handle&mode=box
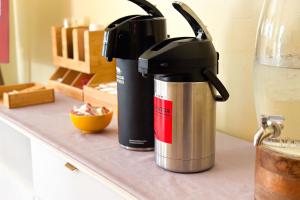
[172,1,212,40]
[128,0,164,17]
[203,69,229,102]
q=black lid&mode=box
[102,0,167,61]
[138,2,229,101]
[138,1,216,79]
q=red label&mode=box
[154,97,172,144]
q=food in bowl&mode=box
[70,104,113,134]
[71,103,110,116]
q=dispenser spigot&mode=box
[253,115,285,146]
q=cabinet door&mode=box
[0,118,34,200]
[31,140,125,200]
[0,118,33,187]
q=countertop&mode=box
[0,94,255,200]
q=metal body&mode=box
[154,79,216,173]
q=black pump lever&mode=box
[128,0,164,17]
[172,1,212,40]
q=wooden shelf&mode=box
[51,26,116,74]
[48,66,117,101]
[50,26,116,101]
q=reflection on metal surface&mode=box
[120,145,154,152]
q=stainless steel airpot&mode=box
[138,1,229,173]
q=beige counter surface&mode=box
[0,94,255,200]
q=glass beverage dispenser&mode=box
[254,1,300,199]
[254,0,300,140]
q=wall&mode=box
[2,0,71,84]
[28,0,71,84]
[70,0,263,140]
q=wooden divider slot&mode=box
[62,70,80,85]
[50,68,68,82]
[72,73,94,89]
[73,27,88,62]
[88,71,116,85]
[51,27,63,57]
[62,27,75,59]
[84,31,104,68]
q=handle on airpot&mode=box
[129,0,163,17]
[203,69,229,102]
[172,1,212,40]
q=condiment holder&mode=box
[0,83,55,109]
[49,25,116,101]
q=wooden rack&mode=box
[49,26,116,101]
[0,83,55,109]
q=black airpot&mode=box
[101,0,167,150]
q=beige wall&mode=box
[6,0,264,141]
[27,0,71,84]
[4,0,71,84]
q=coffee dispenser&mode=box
[102,0,167,150]
[138,2,229,172]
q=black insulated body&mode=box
[102,0,167,150]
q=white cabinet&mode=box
[0,117,127,200]
[0,118,34,200]
[0,118,33,184]
[31,140,124,200]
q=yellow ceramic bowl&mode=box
[70,111,113,134]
